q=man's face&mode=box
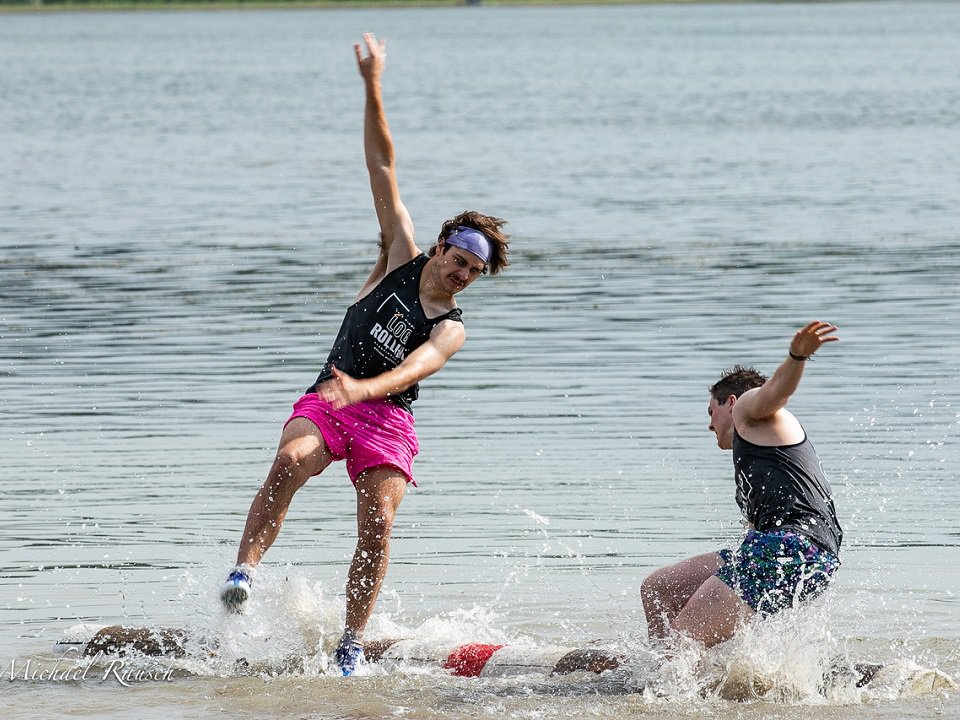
[708,395,735,450]
[436,244,486,294]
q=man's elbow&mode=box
[366,150,395,174]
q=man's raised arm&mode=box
[734,321,839,423]
[354,33,416,270]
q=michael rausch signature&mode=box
[5,651,175,687]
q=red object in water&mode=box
[443,643,505,677]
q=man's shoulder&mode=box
[385,249,426,275]
[731,388,762,424]
[735,409,802,447]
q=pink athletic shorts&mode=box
[286,393,419,486]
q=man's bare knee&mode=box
[641,567,674,601]
[274,447,309,475]
[357,508,394,548]
[640,575,658,605]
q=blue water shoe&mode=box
[220,566,252,612]
[335,631,366,676]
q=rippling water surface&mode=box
[1,3,959,719]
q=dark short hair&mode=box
[709,364,767,403]
[430,210,510,275]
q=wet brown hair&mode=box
[709,364,768,403]
[430,210,510,276]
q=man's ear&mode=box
[726,394,737,407]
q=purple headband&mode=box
[445,226,492,266]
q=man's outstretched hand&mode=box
[316,366,371,409]
[790,321,839,360]
[355,32,386,83]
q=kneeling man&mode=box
[642,321,843,648]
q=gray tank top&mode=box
[732,429,842,556]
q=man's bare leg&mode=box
[641,553,723,640]
[335,465,406,673]
[344,466,407,634]
[671,576,754,648]
[236,417,334,567]
[222,417,334,610]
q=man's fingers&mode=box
[812,323,839,344]
[364,32,379,55]
[356,34,386,69]
[800,321,839,338]
[316,385,346,409]
[802,320,828,333]
[793,321,839,357]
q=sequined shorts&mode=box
[716,529,840,614]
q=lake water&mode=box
[1,2,958,718]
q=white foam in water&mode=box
[710,602,842,703]
[57,623,107,651]
[615,594,958,705]
[50,562,956,709]
[166,566,515,678]
[390,605,513,648]
[161,564,345,677]
[862,659,958,700]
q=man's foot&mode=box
[220,566,253,612]
[335,630,366,676]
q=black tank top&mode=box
[732,429,843,556]
[307,254,463,413]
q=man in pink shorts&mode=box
[219,33,510,676]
